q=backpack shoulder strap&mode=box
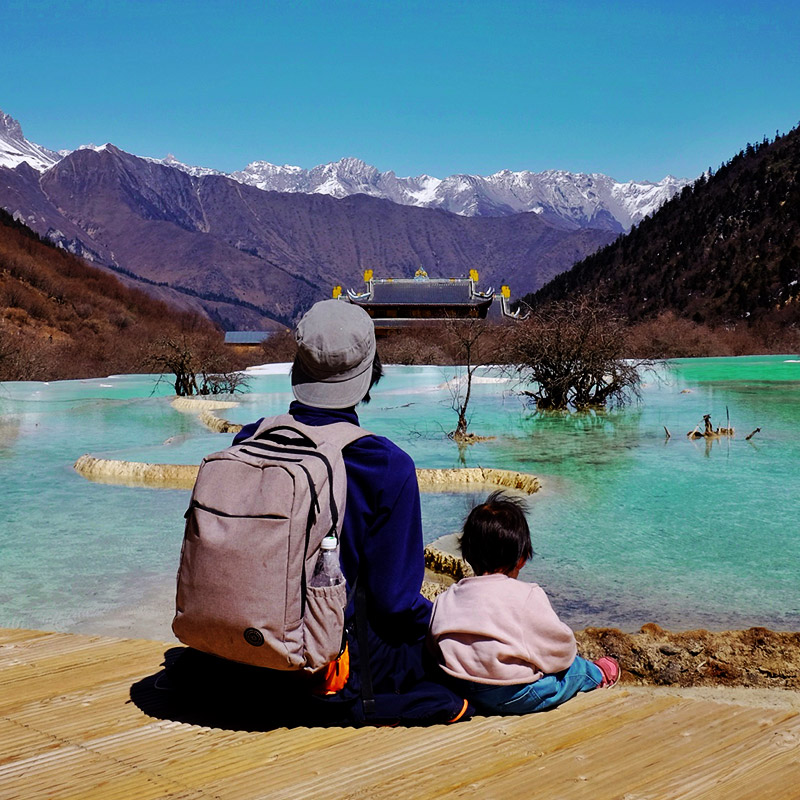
[318,420,373,450]
[249,414,372,450]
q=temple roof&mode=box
[349,278,492,306]
[335,270,526,325]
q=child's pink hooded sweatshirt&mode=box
[428,573,577,685]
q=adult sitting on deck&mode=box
[232,300,470,724]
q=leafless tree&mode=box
[508,295,651,410]
[0,322,50,381]
[143,334,248,396]
[200,366,250,395]
[441,316,501,441]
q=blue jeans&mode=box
[457,656,603,715]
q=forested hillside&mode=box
[526,125,800,332]
[0,209,225,380]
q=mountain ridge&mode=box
[230,158,688,232]
[0,108,689,233]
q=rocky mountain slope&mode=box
[230,158,689,231]
[0,207,220,380]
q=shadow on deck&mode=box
[1,628,798,799]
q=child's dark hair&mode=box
[460,491,533,575]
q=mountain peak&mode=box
[333,156,371,170]
[0,110,24,140]
[0,108,62,172]
[224,157,690,230]
[0,107,691,230]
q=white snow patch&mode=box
[244,362,293,375]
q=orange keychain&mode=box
[313,643,350,695]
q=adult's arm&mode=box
[360,449,432,643]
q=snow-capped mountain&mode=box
[0,108,689,232]
[231,157,444,212]
[145,152,225,178]
[0,112,225,179]
[232,158,689,231]
[0,111,61,172]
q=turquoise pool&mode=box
[0,356,798,634]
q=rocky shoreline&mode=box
[423,544,800,691]
[67,546,800,693]
[577,624,800,690]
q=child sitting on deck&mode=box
[427,491,619,714]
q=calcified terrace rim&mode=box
[76,398,543,493]
[72,453,540,495]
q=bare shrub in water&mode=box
[375,319,507,440]
[441,316,502,441]
[509,295,651,410]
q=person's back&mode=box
[233,300,469,724]
[428,492,619,714]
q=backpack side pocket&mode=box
[304,581,346,671]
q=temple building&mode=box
[334,268,525,332]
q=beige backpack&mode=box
[172,414,369,671]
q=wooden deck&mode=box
[1,628,799,800]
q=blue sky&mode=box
[4,0,800,181]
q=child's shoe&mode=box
[593,656,620,688]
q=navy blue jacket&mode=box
[233,402,432,667]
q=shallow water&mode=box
[0,356,798,634]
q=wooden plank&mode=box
[456,703,799,800]
[2,629,800,800]
[7,681,159,745]
[0,628,53,646]
[0,718,62,767]
[0,634,168,715]
[0,745,192,800]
